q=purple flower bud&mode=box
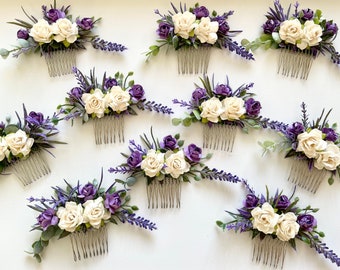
[17,29,29,40]
[301,8,314,20]
[104,77,118,90]
[218,21,230,35]
[193,6,209,19]
[46,8,65,23]
[127,151,143,168]
[26,111,44,126]
[78,183,97,202]
[129,84,145,102]
[184,144,202,163]
[76,17,94,30]
[262,19,280,34]
[69,87,83,99]
[243,194,259,209]
[245,98,261,117]
[276,195,290,210]
[192,87,207,101]
[157,22,173,39]
[297,214,317,232]
[104,192,121,214]
[325,21,338,36]
[0,121,6,130]
[322,127,338,142]
[286,122,305,141]
[160,135,178,150]
[214,84,232,96]
[37,208,59,231]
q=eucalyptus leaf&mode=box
[171,118,182,126]
[0,48,9,57]
[126,176,137,187]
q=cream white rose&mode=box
[276,212,300,241]
[29,19,53,43]
[141,149,165,177]
[298,20,323,50]
[194,17,219,44]
[314,142,340,171]
[296,129,327,158]
[279,19,303,45]
[5,130,34,157]
[172,11,196,39]
[200,97,224,123]
[104,86,131,112]
[251,202,280,234]
[220,97,246,120]
[164,150,190,178]
[0,137,9,161]
[83,197,111,229]
[57,202,84,232]
[82,88,106,118]
[52,18,78,43]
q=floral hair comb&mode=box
[0,104,63,186]
[27,170,157,262]
[217,180,340,269]
[145,2,254,74]
[109,128,241,208]
[242,0,340,80]
[260,102,340,193]
[172,74,263,152]
[58,67,173,144]
[0,0,126,77]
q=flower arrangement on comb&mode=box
[0,104,63,186]
[109,128,241,209]
[0,0,127,77]
[172,74,263,152]
[217,180,340,269]
[145,2,254,74]
[27,170,157,262]
[242,0,340,80]
[58,67,173,145]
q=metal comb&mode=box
[93,116,124,145]
[44,49,77,77]
[203,124,237,152]
[177,47,211,75]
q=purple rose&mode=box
[325,21,338,36]
[26,111,44,126]
[77,17,94,30]
[127,151,143,168]
[78,183,97,201]
[243,194,259,209]
[37,208,59,231]
[160,135,178,150]
[276,195,290,210]
[192,87,207,101]
[262,19,280,34]
[17,29,29,40]
[322,127,338,142]
[104,192,121,214]
[218,21,230,35]
[104,77,118,90]
[129,84,145,102]
[69,87,83,99]
[286,122,305,142]
[245,98,261,117]
[157,22,173,39]
[184,144,202,163]
[193,6,209,19]
[46,8,65,23]
[297,214,317,232]
[214,84,232,96]
[301,9,314,20]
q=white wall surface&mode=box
[0,0,340,269]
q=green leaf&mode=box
[3,124,19,135]
[193,109,201,120]
[131,205,139,211]
[41,226,57,241]
[182,117,192,127]
[328,176,334,185]
[171,118,182,126]
[0,48,9,57]
[33,253,42,263]
[126,176,137,187]
[17,39,30,47]
[177,140,184,147]
[241,39,250,47]
[32,241,43,254]
[216,220,224,227]
[172,35,179,49]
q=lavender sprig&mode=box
[136,100,174,114]
[172,99,196,110]
[308,239,340,266]
[91,37,127,52]
[199,167,242,183]
[120,211,157,231]
[108,166,134,174]
[258,117,289,133]
[224,40,255,60]
[72,67,89,92]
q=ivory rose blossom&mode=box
[220,97,246,120]
[141,149,165,177]
[29,19,53,43]
[194,17,219,44]
[279,19,304,45]
[52,18,78,43]
[200,97,224,123]
[298,20,323,50]
[57,202,84,232]
[296,129,327,158]
[251,202,280,234]
[83,197,111,229]
[276,212,300,241]
[164,150,190,178]
[172,11,196,39]
[0,137,9,161]
[314,142,340,171]
[5,129,34,157]
[82,88,106,118]
[104,86,131,112]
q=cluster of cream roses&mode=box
[82,87,131,118]
[296,128,340,171]
[141,149,190,179]
[0,129,34,161]
[279,19,323,50]
[57,197,110,232]
[251,202,300,242]
[172,11,219,44]
[200,96,246,123]
[29,18,78,44]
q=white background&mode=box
[0,0,340,269]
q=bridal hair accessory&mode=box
[172,74,263,152]
[0,104,62,186]
[217,180,340,269]
[260,102,340,193]
[242,0,340,80]
[0,0,126,77]
[58,67,173,144]
[145,2,254,74]
[109,128,241,208]
[27,169,157,262]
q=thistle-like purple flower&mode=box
[78,183,97,201]
[104,192,122,214]
[76,17,94,30]
[184,144,202,163]
[160,135,178,150]
[37,208,59,231]
[129,84,145,102]
[245,98,261,117]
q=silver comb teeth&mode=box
[44,49,77,77]
[177,47,211,75]
[203,124,237,152]
[93,116,124,145]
